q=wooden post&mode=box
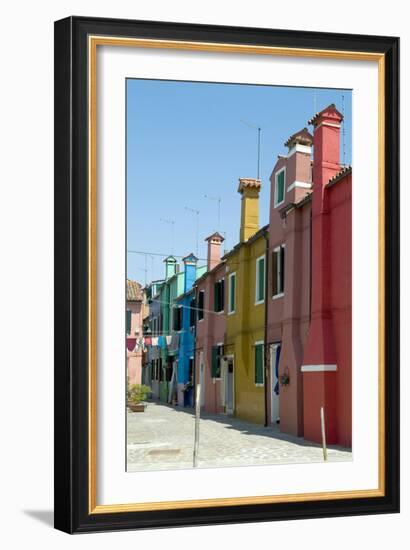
[320,406,328,461]
[193,383,201,467]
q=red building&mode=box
[267,104,352,447]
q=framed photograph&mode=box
[54,16,399,533]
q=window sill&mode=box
[254,299,265,306]
[272,292,284,300]
[255,383,265,387]
[228,310,236,316]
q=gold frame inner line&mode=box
[88,35,385,514]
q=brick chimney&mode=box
[182,253,198,293]
[205,232,225,271]
[301,104,343,445]
[283,127,313,204]
[238,178,261,242]
[164,255,177,279]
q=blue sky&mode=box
[127,79,352,284]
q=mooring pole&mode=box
[193,383,201,467]
[320,406,328,461]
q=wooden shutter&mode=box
[277,171,285,203]
[220,279,225,311]
[258,258,265,301]
[272,250,278,296]
[211,346,219,378]
[126,309,132,334]
[255,344,264,384]
[280,246,285,293]
[198,290,204,320]
[230,274,236,312]
[214,282,219,311]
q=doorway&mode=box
[270,344,281,424]
[224,356,234,415]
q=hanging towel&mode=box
[144,336,152,347]
[166,335,172,346]
[151,337,159,346]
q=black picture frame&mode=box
[54,15,400,533]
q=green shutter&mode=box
[257,258,265,302]
[277,171,285,204]
[230,274,236,312]
[220,279,225,311]
[126,309,132,334]
[214,282,219,312]
[211,346,219,378]
[272,251,278,296]
[255,344,264,384]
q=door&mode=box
[270,344,281,423]
[225,358,234,414]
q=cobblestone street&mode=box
[127,402,352,471]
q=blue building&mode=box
[174,253,199,407]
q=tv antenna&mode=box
[204,194,222,231]
[184,206,200,256]
[240,119,262,179]
[160,218,176,254]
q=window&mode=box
[272,245,285,297]
[189,298,196,327]
[211,344,223,379]
[255,255,265,304]
[228,272,236,314]
[254,342,264,385]
[173,306,182,331]
[197,290,204,321]
[274,168,286,207]
[126,309,132,335]
[214,279,225,312]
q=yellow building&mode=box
[224,178,268,425]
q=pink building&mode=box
[126,279,145,386]
[195,233,227,413]
[266,104,352,447]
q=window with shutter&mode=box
[214,282,219,312]
[255,256,265,303]
[198,290,204,320]
[275,168,286,207]
[254,343,264,385]
[211,345,222,378]
[228,272,236,314]
[272,245,285,297]
[189,298,196,327]
[126,309,132,334]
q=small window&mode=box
[272,245,285,297]
[214,279,225,312]
[255,255,265,304]
[126,309,132,335]
[228,272,236,314]
[197,290,204,321]
[254,343,264,385]
[211,345,223,378]
[274,168,286,207]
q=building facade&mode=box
[126,279,145,386]
[224,178,268,425]
[194,232,226,414]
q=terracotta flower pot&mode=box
[127,402,146,412]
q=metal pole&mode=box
[193,383,201,467]
[320,406,328,461]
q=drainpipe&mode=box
[192,285,198,407]
[263,229,270,427]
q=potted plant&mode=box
[127,384,151,412]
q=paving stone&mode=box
[127,401,352,472]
